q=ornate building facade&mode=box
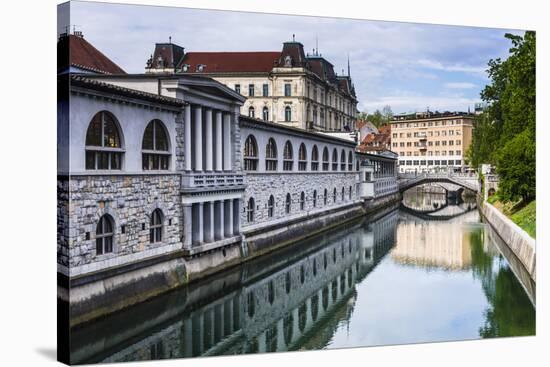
[144,39,358,132]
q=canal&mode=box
[70,189,536,364]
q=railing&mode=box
[397,171,479,191]
[181,172,245,189]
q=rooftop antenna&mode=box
[347,54,351,77]
[292,34,295,42]
[169,36,172,44]
[316,36,319,56]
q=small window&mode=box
[285,193,291,214]
[284,83,291,97]
[263,84,269,97]
[262,107,269,121]
[298,143,307,171]
[266,138,278,171]
[244,135,258,171]
[248,106,255,118]
[283,141,293,171]
[311,145,319,171]
[313,190,317,208]
[235,84,241,94]
[333,188,337,203]
[340,149,346,171]
[349,186,353,200]
[322,147,329,171]
[300,192,305,210]
[149,208,163,243]
[268,195,275,218]
[247,197,255,223]
[348,151,353,171]
[96,214,114,255]
[341,187,345,201]
[248,84,255,97]
[324,188,328,205]
[332,149,338,171]
[85,111,123,170]
[284,106,291,122]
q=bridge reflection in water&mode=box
[70,195,535,364]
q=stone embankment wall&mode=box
[479,200,536,282]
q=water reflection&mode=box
[70,198,535,364]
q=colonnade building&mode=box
[57,34,399,327]
[145,38,358,132]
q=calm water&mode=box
[71,191,535,364]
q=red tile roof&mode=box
[58,34,125,74]
[180,52,280,73]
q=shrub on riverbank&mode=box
[487,194,536,238]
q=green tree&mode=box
[382,105,393,123]
[470,31,536,201]
[368,110,384,128]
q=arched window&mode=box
[142,119,170,170]
[244,135,258,171]
[262,106,269,121]
[150,208,163,243]
[247,197,255,223]
[96,214,114,255]
[300,191,305,210]
[332,149,338,171]
[322,147,329,171]
[248,106,255,118]
[333,187,337,203]
[265,138,278,171]
[311,145,319,171]
[285,193,291,214]
[324,188,328,205]
[285,106,292,122]
[298,143,307,171]
[340,149,346,170]
[85,111,123,170]
[313,190,317,208]
[348,151,353,171]
[349,186,353,200]
[283,141,293,171]
[268,195,275,218]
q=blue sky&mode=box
[66,1,524,114]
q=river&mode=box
[70,189,535,364]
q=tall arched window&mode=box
[150,209,163,243]
[285,193,291,214]
[268,195,275,218]
[247,197,255,223]
[244,135,258,171]
[142,119,170,170]
[340,149,346,170]
[322,147,329,171]
[283,141,293,171]
[311,145,319,171]
[300,192,305,210]
[342,187,345,201]
[284,106,292,122]
[332,149,338,171]
[248,106,255,118]
[313,190,317,208]
[96,214,114,255]
[85,111,123,170]
[333,188,337,203]
[298,143,307,171]
[348,151,353,171]
[265,138,278,171]
[262,106,269,121]
[324,188,328,205]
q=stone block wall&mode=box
[63,174,182,275]
[242,172,359,227]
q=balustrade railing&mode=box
[181,172,245,189]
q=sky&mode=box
[65,1,525,114]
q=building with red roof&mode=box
[145,38,358,132]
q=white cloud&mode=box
[444,82,477,89]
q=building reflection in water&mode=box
[70,209,399,364]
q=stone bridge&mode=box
[397,172,479,193]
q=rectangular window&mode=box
[428,160,434,165]
[456,160,462,165]
[435,160,440,165]
[284,83,291,97]
[248,84,255,97]
[263,84,269,97]
[235,84,240,94]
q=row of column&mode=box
[373,160,397,178]
[184,105,232,172]
[183,198,241,248]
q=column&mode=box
[183,203,193,249]
[184,104,192,171]
[215,111,223,171]
[224,199,234,237]
[232,198,241,236]
[223,113,232,171]
[204,201,214,243]
[194,105,203,171]
[214,200,224,241]
[192,202,204,246]
[205,108,213,171]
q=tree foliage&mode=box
[468,31,536,201]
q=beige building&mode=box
[144,39,358,132]
[390,112,474,173]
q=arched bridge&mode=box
[397,172,479,193]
